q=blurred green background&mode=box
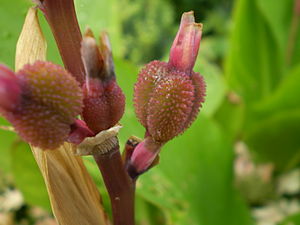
[1,0,300,224]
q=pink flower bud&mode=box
[0,61,83,149]
[0,65,21,112]
[81,30,125,134]
[131,11,205,174]
[169,11,202,74]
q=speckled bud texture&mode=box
[0,61,83,149]
[80,31,125,134]
[134,61,205,143]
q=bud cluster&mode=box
[0,31,125,149]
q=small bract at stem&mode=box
[128,137,162,178]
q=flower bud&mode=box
[169,11,202,74]
[130,11,205,174]
[0,61,83,149]
[81,30,125,134]
[0,64,21,112]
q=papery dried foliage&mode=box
[15,7,108,225]
[31,143,108,225]
[15,8,47,71]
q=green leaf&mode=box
[226,0,284,103]
[245,66,300,170]
[256,0,300,67]
[0,118,16,174]
[114,58,145,145]
[136,169,188,224]
[279,213,300,225]
[254,65,300,116]
[11,142,51,211]
[256,0,293,55]
[246,109,300,171]
[195,56,227,117]
[0,0,31,68]
[75,0,124,58]
[214,95,245,142]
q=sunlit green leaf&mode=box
[0,0,31,68]
[0,118,16,174]
[226,0,284,102]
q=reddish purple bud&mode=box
[134,61,205,144]
[131,11,205,173]
[67,119,94,145]
[1,61,83,149]
[0,65,21,112]
[81,30,125,134]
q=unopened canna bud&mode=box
[0,65,21,112]
[0,61,83,149]
[169,11,202,74]
[81,30,125,134]
[131,11,206,174]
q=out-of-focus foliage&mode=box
[1,0,300,224]
[75,0,174,64]
[224,0,300,171]
[117,0,174,64]
[0,0,30,68]
[280,213,300,225]
[168,0,233,23]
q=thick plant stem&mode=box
[38,0,85,84]
[93,143,135,225]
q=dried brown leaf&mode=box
[15,7,47,71]
[31,143,108,225]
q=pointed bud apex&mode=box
[67,119,94,145]
[81,28,104,80]
[169,11,202,74]
[99,31,115,78]
[81,30,125,134]
[81,29,115,81]
[1,61,83,149]
[0,65,21,111]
